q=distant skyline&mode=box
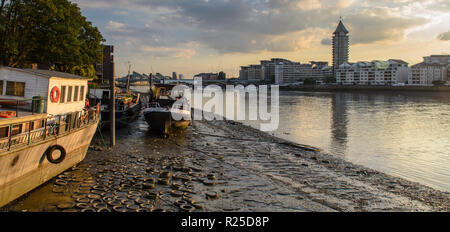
[72,0,450,78]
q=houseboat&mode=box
[89,88,143,128]
[143,84,190,137]
[0,66,99,207]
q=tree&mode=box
[218,71,226,80]
[0,0,104,78]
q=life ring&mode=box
[46,145,66,164]
[50,86,60,103]
[0,111,16,118]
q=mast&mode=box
[126,62,131,93]
[109,58,116,147]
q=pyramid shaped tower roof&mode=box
[333,19,349,34]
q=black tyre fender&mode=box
[46,145,66,164]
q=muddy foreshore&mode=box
[1,115,449,212]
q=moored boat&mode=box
[89,89,142,128]
[143,84,190,136]
[0,67,99,207]
[99,93,142,128]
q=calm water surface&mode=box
[133,85,450,192]
[241,91,450,192]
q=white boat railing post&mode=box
[28,120,32,145]
[8,124,12,151]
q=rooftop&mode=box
[0,66,89,80]
[389,59,408,65]
[428,55,450,57]
[412,62,449,68]
[333,19,349,34]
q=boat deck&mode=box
[0,111,39,120]
[0,109,98,154]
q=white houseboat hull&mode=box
[0,120,98,207]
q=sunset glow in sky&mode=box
[73,0,450,78]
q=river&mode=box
[132,85,450,192]
[241,90,450,192]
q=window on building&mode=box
[6,81,25,97]
[0,80,3,95]
[67,86,73,102]
[74,86,79,102]
[80,86,85,101]
[60,86,66,103]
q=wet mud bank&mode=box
[1,115,449,212]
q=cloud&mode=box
[141,45,197,59]
[337,0,357,9]
[104,20,171,49]
[296,0,324,11]
[113,10,129,15]
[73,0,439,54]
[437,31,450,41]
[321,38,332,45]
[344,8,428,44]
[74,0,342,53]
[106,21,128,32]
[425,0,450,12]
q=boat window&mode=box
[60,86,66,103]
[0,126,8,138]
[0,80,3,95]
[74,86,79,102]
[80,86,85,101]
[6,81,25,97]
[67,86,73,102]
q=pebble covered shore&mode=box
[2,116,449,212]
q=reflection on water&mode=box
[243,91,450,192]
[331,93,348,156]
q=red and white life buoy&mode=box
[50,86,60,103]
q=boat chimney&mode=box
[30,63,38,70]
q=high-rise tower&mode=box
[332,18,349,73]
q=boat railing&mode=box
[0,109,99,152]
[0,98,49,117]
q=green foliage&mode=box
[0,0,104,78]
[218,71,226,80]
[70,64,98,80]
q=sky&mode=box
[72,0,450,78]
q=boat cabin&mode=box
[0,67,92,148]
[0,66,89,116]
